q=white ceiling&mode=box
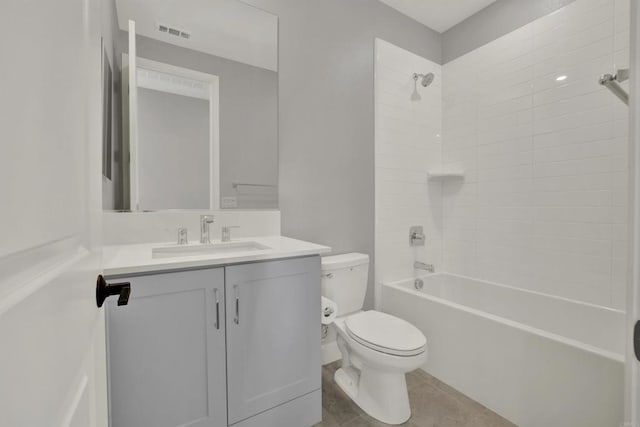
[115,0,278,71]
[378,0,498,33]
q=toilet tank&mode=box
[321,253,370,317]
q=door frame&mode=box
[121,54,220,211]
[627,0,639,425]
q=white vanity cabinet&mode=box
[105,256,321,427]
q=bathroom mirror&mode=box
[102,0,278,211]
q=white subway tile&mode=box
[376,0,628,309]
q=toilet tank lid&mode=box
[321,253,369,270]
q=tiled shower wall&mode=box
[441,0,630,309]
[374,39,442,305]
[375,0,630,310]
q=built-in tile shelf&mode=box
[427,171,465,180]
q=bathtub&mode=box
[381,273,625,427]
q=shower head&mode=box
[411,72,435,102]
[414,72,435,87]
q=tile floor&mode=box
[314,362,517,427]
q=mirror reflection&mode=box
[102,0,278,211]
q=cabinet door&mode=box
[106,268,226,427]
[225,257,321,425]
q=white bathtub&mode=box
[381,273,625,427]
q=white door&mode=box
[0,0,107,425]
[629,2,640,426]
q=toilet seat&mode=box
[345,311,427,357]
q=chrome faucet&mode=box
[414,261,435,273]
[200,215,215,244]
[221,226,239,242]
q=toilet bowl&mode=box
[333,311,427,425]
[321,254,428,425]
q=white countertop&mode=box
[102,236,331,277]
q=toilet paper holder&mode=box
[323,306,335,318]
[321,296,338,325]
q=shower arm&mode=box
[599,68,629,106]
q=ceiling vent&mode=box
[157,23,191,40]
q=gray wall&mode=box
[241,0,577,309]
[442,0,577,63]
[117,31,279,209]
[243,0,441,308]
[99,0,576,308]
[137,88,210,210]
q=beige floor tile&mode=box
[315,363,517,427]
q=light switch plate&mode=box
[221,197,238,208]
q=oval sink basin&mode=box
[152,241,271,259]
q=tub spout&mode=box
[414,261,434,273]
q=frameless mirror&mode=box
[102,0,278,211]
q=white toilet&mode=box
[321,253,427,425]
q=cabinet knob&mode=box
[96,275,131,308]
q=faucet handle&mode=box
[221,225,240,242]
[177,227,188,245]
[409,226,425,247]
